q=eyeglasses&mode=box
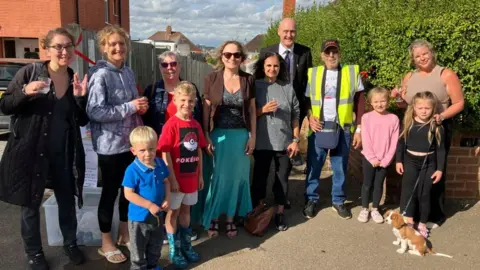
[222,52,242,59]
[49,44,75,52]
[161,61,177,68]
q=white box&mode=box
[43,187,120,246]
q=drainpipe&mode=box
[118,0,122,26]
[75,0,80,24]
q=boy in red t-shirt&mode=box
[157,81,206,268]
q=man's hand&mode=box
[308,116,323,132]
[352,133,362,149]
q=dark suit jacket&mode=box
[260,42,312,120]
[202,69,255,132]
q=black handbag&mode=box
[314,66,342,149]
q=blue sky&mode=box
[130,0,326,47]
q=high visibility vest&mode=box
[307,65,359,132]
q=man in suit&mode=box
[260,18,313,124]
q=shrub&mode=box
[264,0,480,131]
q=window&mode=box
[113,0,120,16]
[24,48,31,52]
[104,0,109,24]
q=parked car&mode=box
[0,58,41,130]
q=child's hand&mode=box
[199,176,204,191]
[170,179,179,193]
[431,170,443,184]
[371,160,381,167]
[148,203,161,215]
[396,163,404,175]
[160,200,169,211]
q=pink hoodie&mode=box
[360,111,399,168]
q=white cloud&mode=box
[130,0,326,46]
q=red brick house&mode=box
[148,25,201,54]
[0,0,129,59]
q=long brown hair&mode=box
[400,91,442,144]
[40,28,75,49]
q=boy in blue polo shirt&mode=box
[123,126,171,270]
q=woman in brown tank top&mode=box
[398,39,464,227]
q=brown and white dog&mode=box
[384,210,452,258]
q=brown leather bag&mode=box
[244,202,275,237]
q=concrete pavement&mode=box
[0,137,479,269]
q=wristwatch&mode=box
[355,127,361,134]
[292,137,300,143]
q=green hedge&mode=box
[264,0,480,131]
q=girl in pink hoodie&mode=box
[358,87,399,224]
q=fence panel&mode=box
[177,56,213,95]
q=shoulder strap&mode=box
[28,62,39,83]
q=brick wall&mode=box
[348,146,480,201]
[0,0,130,59]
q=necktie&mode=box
[284,50,291,74]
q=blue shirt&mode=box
[122,157,169,222]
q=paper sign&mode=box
[81,124,98,187]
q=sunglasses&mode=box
[222,52,242,59]
[161,61,177,68]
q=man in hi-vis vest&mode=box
[303,39,366,220]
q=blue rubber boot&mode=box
[180,227,200,263]
[167,232,188,269]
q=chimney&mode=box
[283,0,296,18]
[166,25,172,39]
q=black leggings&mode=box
[97,152,134,233]
[400,152,436,224]
[361,157,387,209]
[251,150,292,207]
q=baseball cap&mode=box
[321,39,340,52]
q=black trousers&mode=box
[251,150,292,207]
[400,152,436,224]
[428,120,451,223]
[97,152,134,233]
[22,156,77,257]
[361,157,387,209]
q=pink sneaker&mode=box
[357,208,369,223]
[370,210,384,224]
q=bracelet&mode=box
[21,84,28,95]
[355,127,361,134]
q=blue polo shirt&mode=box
[122,157,169,222]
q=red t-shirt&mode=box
[157,115,207,193]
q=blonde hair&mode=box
[214,40,246,70]
[174,81,196,98]
[97,25,130,54]
[367,87,390,104]
[409,39,437,67]
[40,28,75,50]
[400,91,442,145]
[129,126,158,146]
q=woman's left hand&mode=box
[431,170,443,184]
[73,73,88,97]
[287,142,299,158]
[245,137,255,155]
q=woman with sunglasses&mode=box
[202,41,256,238]
[251,52,300,231]
[86,25,145,264]
[142,51,205,242]
[0,28,88,270]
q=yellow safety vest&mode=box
[307,65,359,133]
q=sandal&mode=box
[208,220,219,238]
[226,222,238,238]
[98,248,127,264]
